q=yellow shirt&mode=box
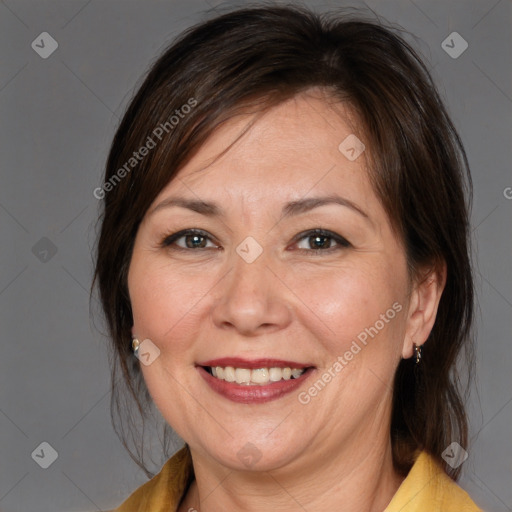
[113,446,482,511]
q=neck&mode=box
[181,423,404,512]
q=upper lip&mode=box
[197,357,314,370]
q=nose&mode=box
[211,253,292,336]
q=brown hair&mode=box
[93,4,474,479]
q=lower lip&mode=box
[197,366,314,404]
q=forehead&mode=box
[156,91,375,212]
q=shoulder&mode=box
[385,451,483,511]
[112,445,193,512]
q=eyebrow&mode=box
[149,195,369,219]
[282,196,368,219]
[149,198,220,217]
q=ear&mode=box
[402,262,446,359]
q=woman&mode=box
[94,5,481,511]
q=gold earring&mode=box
[132,338,140,355]
[413,343,422,364]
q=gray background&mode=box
[1,0,511,510]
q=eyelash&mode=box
[159,228,351,254]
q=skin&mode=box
[127,89,445,512]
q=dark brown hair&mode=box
[93,4,474,479]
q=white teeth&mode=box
[208,366,306,385]
[269,367,282,382]
[251,368,269,383]
[224,366,236,382]
[291,368,303,379]
[235,368,251,384]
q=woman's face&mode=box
[128,91,422,472]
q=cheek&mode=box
[128,257,218,349]
[128,258,218,435]
[289,261,406,358]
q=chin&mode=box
[202,434,305,472]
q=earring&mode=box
[132,338,140,356]
[413,343,422,364]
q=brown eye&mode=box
[184,233,208,248]
[293,229,350,252]
[308,234,332,249]
[161,229,218,250]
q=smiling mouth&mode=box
[202,365,310,385]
